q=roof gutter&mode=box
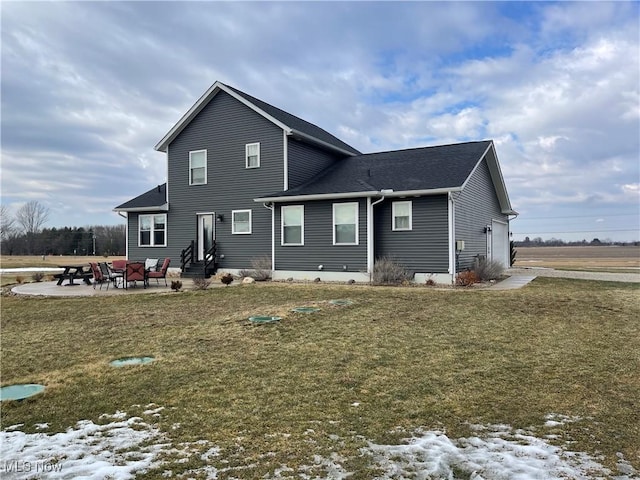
[113,204,169,213]
[254,186,462,204]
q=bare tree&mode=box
[15,200,50,254]
[0,204,16,240]
[15,200,50,235]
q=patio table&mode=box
[55,265,92,286]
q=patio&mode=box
[11,278,235,297]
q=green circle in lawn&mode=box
[292,307,320,313]
[109,356,156,367]
[249,316,282,324]
[0,384,45,402]
[329,299,353,306]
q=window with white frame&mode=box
[333,202,358,245]
[232,210,252,234]
[189,150,207,185]
[282,205,304,245]
[392,201,412,231]
[139,214,167,246]
[246,142,260,168]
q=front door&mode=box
[197,213,215,261]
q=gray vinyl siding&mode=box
[287,138,342,188]
[275,199,367,272]
[455,158,508,270]
[374,195,449,273]
[161,90,284,269]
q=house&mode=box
[114,81,517,283]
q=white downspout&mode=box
[283,130,288,190]
[448,192,456,284]
[368,195,385,277]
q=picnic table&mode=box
[55,265,92,286]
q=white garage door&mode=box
[491,220,509,267]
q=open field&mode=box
[0,255,126,287]
[1,279,638,478]
[515,245,640,270]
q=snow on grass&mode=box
[0,416,166,479]
[1,411,637,479]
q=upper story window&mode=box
[246,143,260,169]
[232,209,252,234]
[189,150,207,185]
[139,214,167,247]
[333,202,358,245]
[282,205,304,245]
[392,201,412,231]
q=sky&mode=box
[1,1,639,242]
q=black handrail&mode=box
[204,241,217,274]
[180,240,195,271]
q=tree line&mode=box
[1,201,126,256]
[515,237,639,247]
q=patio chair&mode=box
[99,261,124,289]
[125,261,146,289]
[147,257,170,286]
[89,262,109,290]
[112,259,127,271]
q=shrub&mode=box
[16,275,25,284]
[473,257,504,282]
[239,256,272,281]
[456,270,478,286]
[372,257,412,285]
[192,277,211,290]
[32,272,45,282]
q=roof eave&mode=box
[289,130,359,157]
[113,203,169,213]
[254,187,461,203]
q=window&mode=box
[333,202,358,245]
[392,201,412,231]
[246,142,260,168]
[282,205,304,245]
[232,210,252,234]
[139,214,167,246]
[189,150,207,185]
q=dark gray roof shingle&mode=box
[258,140,492,199]
[115,183,167,210]
[224,84,361,155]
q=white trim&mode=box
[448,193,455,277]
[392,201,412,231]
[245,142,260,169]
[189,150,207,185]
[288,130,359,157]
[114,204,168,213]
[366,197,373,274]
[281,205,304,246]
[283,130,288,190]
[231,209,252,235]
[272,270,370,283]
[138,213,167,247]
[155,82,291,152]
[255,186,462,204]
[332,202,359,245]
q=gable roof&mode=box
[155,81,361,156]
[114,183,168,212]
[255,140,517,215]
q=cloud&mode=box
[1,1,638,240]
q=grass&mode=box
[1,279,639,478]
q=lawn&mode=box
[1,279,638,478]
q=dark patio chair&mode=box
[99,262,124,289]
[125,261,146,289]
[147,257,170,286]
[89,262,108,290]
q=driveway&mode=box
[507,267,640,283]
